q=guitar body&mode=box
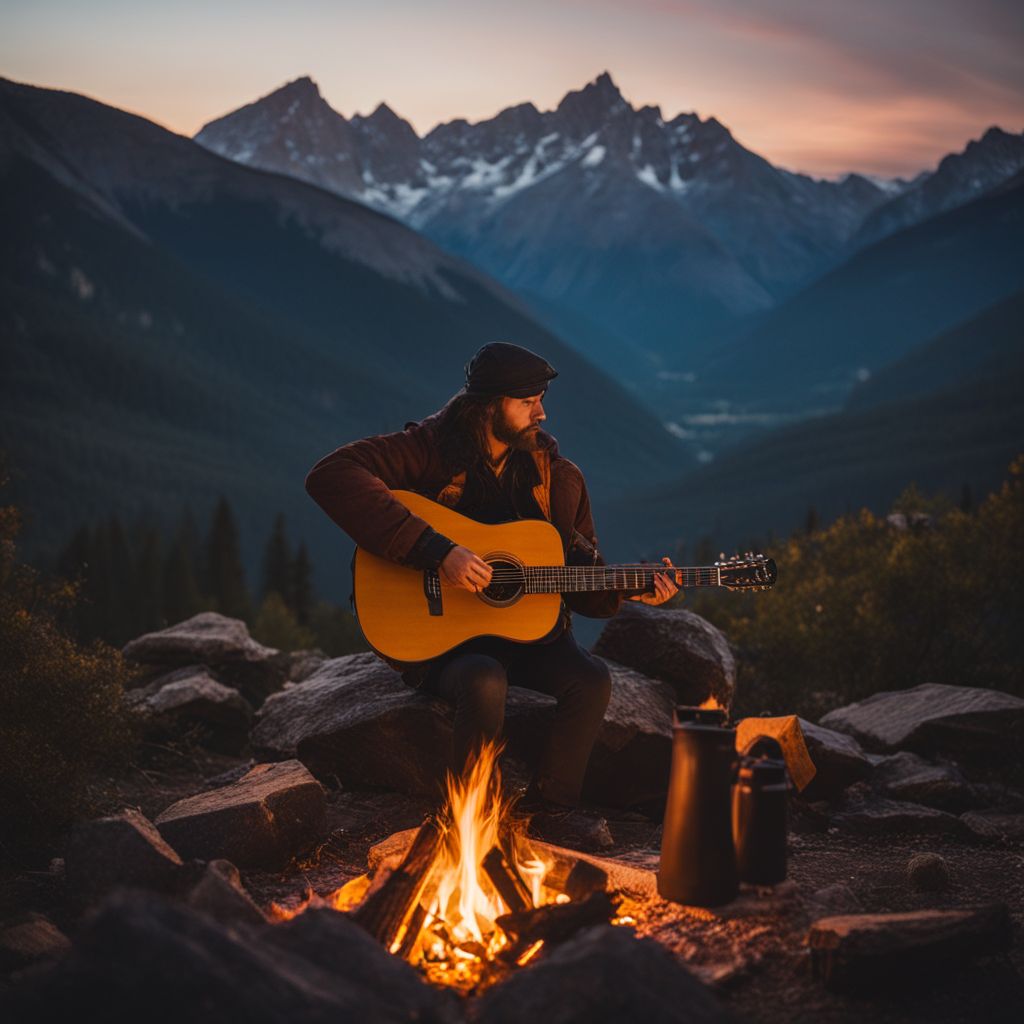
[354,490,564,662]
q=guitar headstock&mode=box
[715,552,777,592]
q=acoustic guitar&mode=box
[354,490,777,661]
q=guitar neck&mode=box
[523,564,722,594]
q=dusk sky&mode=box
[3,0,1022,178]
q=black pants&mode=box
[425,629,612,806]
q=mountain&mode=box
[846,288,1024,412]
[853,127,1024,249]
[613,325,1024,558]
[0,77,687,599]
[196,73,897,378]
[685,171,1024,417]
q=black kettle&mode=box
[657,706,738,907]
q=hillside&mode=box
[0,78,686,599]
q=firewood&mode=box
[808,904,1012,991]
[482,846,533,912]
[350,818,441,949]
[496,890,618,960]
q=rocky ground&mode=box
[2,608,1022,1022]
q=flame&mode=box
[699,694,724,710]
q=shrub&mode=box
[0,492,135,853]
[688,456,1024,719]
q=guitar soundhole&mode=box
[479,556,525,607]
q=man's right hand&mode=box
[439,545,493,593]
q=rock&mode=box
[798,719,872,798]
[124,666,253,754]
[871,751,975,812]
[252,653,453,796]
[805,883,863,920]
[66,809,183,903]
[831,795,964,836]
[581,662,676,810]
[2,890,459,1023]
[182,859,267,926]
[906,853,950,891]
[820,683,1024,757]
[0,914,70,972]
[594,604,736,710]
[123,613,286,707]
[155,760,326,869]
[808,904,1012,991]
[283,649,327,683]
[960,811,1024,842]
[476,924,731,1023]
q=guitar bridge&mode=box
[423,570,443,616]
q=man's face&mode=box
[491,392,546,451]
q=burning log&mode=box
[496,890,619,962]
[482,846,533,913]
[350,817,441,951]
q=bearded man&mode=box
[305,342,678,842]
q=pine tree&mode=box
[205,497,251,621]
[163,537,203,626]
[262,513,291,602]
[134,527,164,634]
[105,516,137,644]
[290,542,314,625]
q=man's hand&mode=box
[628,556,683,606]
[440,545,493,593]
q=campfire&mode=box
[271,741,639,994]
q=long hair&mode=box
[434,391,501,473]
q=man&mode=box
[305,342,679,841]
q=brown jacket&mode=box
[305,412,623,622]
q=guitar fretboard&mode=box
[522,565,720,594]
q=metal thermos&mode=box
[658,706,738,907]
[732,755,788,886]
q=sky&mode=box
[2,0,1022,178]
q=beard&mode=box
[490,406,541,452]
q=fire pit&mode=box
[269,741,650,994]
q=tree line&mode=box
[55,498,365,655]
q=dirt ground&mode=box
[3,746,1022,1024]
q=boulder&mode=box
[808,905,1012,991]
[122,613,286,706]
[798,719,872,798]
[476,924,731,1023]
[0,914,70,973]
[124,666,253,754]
[870,751,975,812]
[2,890,459,1024]
[283,649,327,683]
[182,859,267,926]
[594,604,735,710]
[960,811,1024,843]
[252,653,453,796]
[155,760,326,869]
[819,683,1024,756]
[66,809,183,903]
[581,662,676,811]
[831,795,964,836]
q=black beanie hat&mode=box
[463,342,558,398]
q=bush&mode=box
[0,494,135,853]
[688,456,1024,720]
[251,591,316,651]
